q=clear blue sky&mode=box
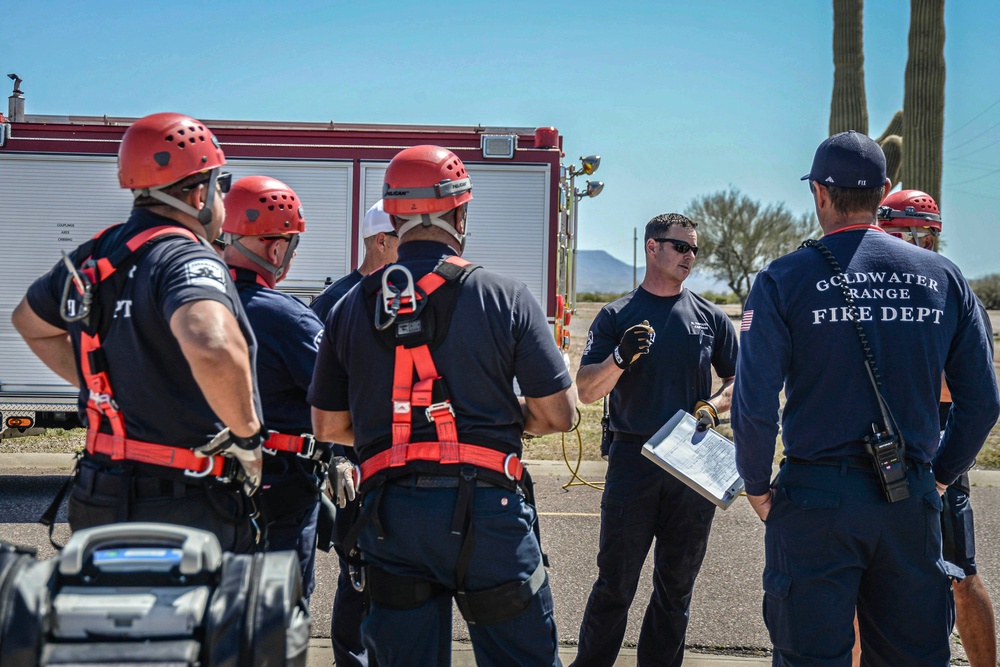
[5,0,998,278]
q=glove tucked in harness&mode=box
[340,255,547,626]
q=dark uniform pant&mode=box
[572,439,717,667]
[331,495,372,667]
[941,474,977,577]
[67,456,256,554]
[258,455,323,600]
[764,460,953,667]
[357,482,560,667]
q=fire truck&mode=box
[0,81,601,433]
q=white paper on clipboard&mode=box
[641,409,745,509]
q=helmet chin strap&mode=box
[396,212,466,251]
[230,234,300,284]
[135,168,220,229]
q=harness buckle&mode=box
[88,390,119,412]
[503,452,519,481]
[261,429,278,456]
[425,401,455,422]
[184,455,216,479]
[296,434,317,459]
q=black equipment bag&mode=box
[0,523,310,666]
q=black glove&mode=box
[693,400,719,432]
[613,320,654,369]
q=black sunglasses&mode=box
[183,171,232,194]
[653,238,699,256]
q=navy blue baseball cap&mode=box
[802,130,887,189]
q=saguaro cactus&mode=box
[903,0,946,205]
[830,0,868,135]
[829,0,944,198]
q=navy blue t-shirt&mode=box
[232,270,323,434]
[732,227,1000,495]
[26,208,262,449]
[308,240,572,454]
[310,269,362,323]
[581,287,739,438]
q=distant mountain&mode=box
[576,250,730,296]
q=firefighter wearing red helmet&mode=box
[878,189,942,250]
[12,112,265,553]
[220,175,332,600]
[875,189,998,667]
[309,145,578,666]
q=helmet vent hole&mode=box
[165,135,173,142]
[177,141,186,148]
[258,197,267,203]
[178,129,186,136]
[268,205,275,211]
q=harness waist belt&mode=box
[86,430,228,478]
[263,432,315,457]
[360,441,523,482]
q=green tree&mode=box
[686,188,818,307]
[970,274,1000,310]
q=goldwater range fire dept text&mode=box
[812,271,943,325]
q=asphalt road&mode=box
[4,457,999,664]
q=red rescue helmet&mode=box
[223,176,305,284]
[382,145,473,216]
[223,175,306,237]
[877,189,942,231]
[118,112,226,190]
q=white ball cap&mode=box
[361,199,394,238]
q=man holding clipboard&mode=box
[571,213,738,667]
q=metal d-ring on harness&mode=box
[375,264,419,331]
[59,252,94,323]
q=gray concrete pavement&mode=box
[4,455,997,664]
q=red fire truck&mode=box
[0,89,598,432]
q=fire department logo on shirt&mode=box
[183,259,227,293]
[583,331,594,355]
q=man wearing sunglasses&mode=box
[875,189,996,667]
[12,113,265,552]
[733,131,999,666]
[572,213,738,667]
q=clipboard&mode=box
[641,409,745,509]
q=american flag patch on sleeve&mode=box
[740,310,754,331]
